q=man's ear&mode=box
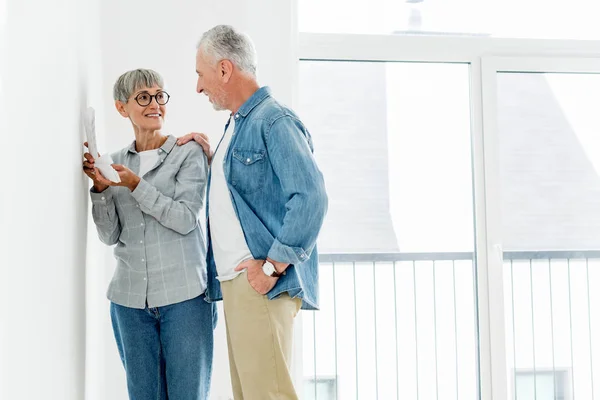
[115,100,128,118]
[220,59,234,83]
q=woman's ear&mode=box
[115,100,129,118]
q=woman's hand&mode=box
[111,164,141,192]
[82,142,140,192]
[177,132,213,164]
[82,142,111,192]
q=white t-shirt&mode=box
[208,117,253,281]
[138,149,160,177]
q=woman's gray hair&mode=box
[113,69,164,102]
[197,25,257,76]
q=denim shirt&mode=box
[204,87,328,310]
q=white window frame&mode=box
[298,32,600,400]
[481,55,600,400]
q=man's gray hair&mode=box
[197,25,257,76]
[113,69,164,102]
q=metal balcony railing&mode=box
[303,251,600,400]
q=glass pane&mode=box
[516,373,556,400]
[299,0,600,40]
[299,61,478,400]
[497,71,600,400]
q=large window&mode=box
[486,64,600,400]
[298,5,600,399]
[299,61,479,399]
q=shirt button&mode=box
[101,197,105,200]
[141,258,145,262]
[140,240,143,244]
[235,114,239,119]
[246,158,251,163]
[143,277,147,281]
[140,223,144,226]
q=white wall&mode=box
[0,0,103,399]
[0,1,298,399]
[0,0,7,392]
[95,1,299,399]
[99,0,297,151]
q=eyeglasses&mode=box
[134,91,170,107]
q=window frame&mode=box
[481,55,600,400]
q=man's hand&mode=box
[111,164,141,192]
[235,259,278,295]
[82,142,110,192]
[177,132,213,164]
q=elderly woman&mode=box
[82,69,215,400]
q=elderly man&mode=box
[178,25,328,399]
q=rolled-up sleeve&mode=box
[130,146,208,235]
[265,116,328,265]
[90,187,121,245]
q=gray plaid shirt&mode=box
[90,135,208,309]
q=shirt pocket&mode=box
[231,148,267,194]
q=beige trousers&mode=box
[221,272,302,400]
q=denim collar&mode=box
[127,134,177,154]
[236,86,272,118]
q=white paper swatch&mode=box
[84,107,121,183]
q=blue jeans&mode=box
[110,295,217,400]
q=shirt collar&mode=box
[236,86,272,118]
[127,135,177,155]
